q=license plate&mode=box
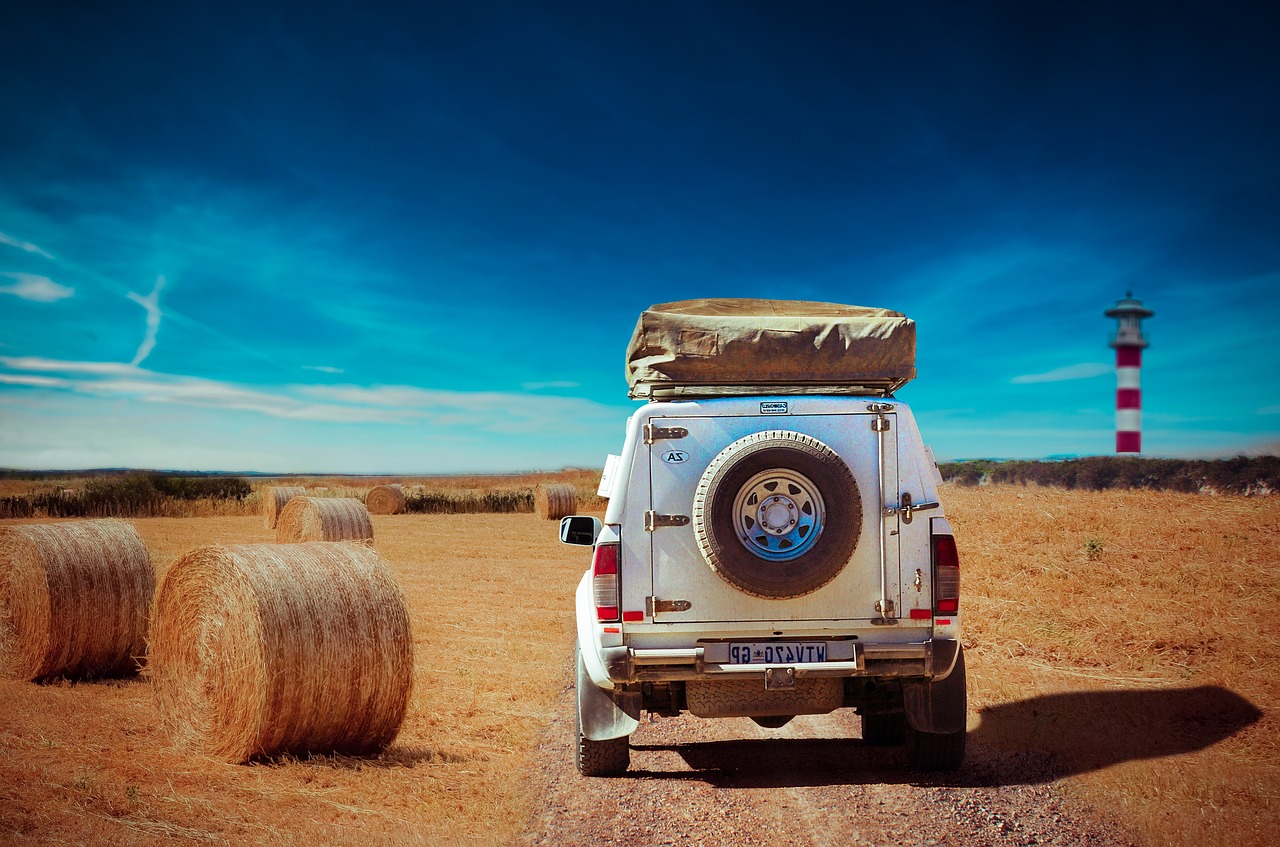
[727,642,827,664]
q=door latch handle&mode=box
[882,492,939,524]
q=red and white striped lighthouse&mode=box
[1105,292,1154,454]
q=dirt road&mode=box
[521,677,1137,847]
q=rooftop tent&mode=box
[624,298,916,399]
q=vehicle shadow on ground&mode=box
[627,685,1261,788]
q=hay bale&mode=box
[150,542,413,762]
[534,483,577,520]
[276,497,373,544]
[0,519,154,680]
[262,486,305,529]
[366,484,406,516]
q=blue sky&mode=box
[1,1,1277,472]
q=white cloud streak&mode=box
[127,274,166,366]
[0,356,621,432]
[0,231,54,260]
[303,365,345,374]
[522,380,581,390]
[0,273,74,302]
[1011,362,1113,384]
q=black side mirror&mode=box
[559,515,602,546]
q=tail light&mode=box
[932,534,960,615]
[592,543,620,622]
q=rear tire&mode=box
[904,648,967,770]
[905,721,966,771]
[575,650,630,777]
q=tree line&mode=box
[938,456,1278,495]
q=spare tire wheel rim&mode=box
[692,431,862,599]
[731,468,825,561]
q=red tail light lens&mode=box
[933,534,960,615]
[592,543,620,622]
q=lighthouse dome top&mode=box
[1105,290,1155,319]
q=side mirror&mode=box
[559,515,602,546]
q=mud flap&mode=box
[903,644,967,734]
[577,645,640,742]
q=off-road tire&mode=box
[905,647,967,770]
[574,650,629,777]
[861,712,906,746]
[905,722,966,771]
[575,726,630,777]
[692,430,862,599]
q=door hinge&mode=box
[644,424,688,444]
[645,511,690,531]
[868,402,893,432]
[646,596,692,615]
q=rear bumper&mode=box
[600,638,959,684]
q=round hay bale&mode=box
[262,486,305,529]
[534,483,577,520]
[365,484,406,516]
[0,519,154,681]
[276,497,373,544]
[150,542,413,762]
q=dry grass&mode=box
[950,484,1277,847]
[0,511,587,845]
[0,485,1273,846]
[0,519,154,680]
[150,542,413,763]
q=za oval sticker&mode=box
[662,450,689,464]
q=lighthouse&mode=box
[1105,292,1154,454]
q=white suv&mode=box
[561,300,966,776]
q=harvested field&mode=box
[0,485,1274,847]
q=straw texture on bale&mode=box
[0,519,154,680]
[276,497,373,544]
[263,486,306,529]
[365,484,406,516]
[150,542,413,762]
[534,483,577,520]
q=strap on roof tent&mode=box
[629,379,908,401]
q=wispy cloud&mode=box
[0,273,74,302]
[0,231,54,260]
[0,356,621,432]
[1011,362,1113,384]
[303,365,345,374]
[127,275,165,366]
[1259,405,1280,415]
[523,380,581,390]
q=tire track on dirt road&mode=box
[519,679,1138,847]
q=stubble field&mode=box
[0,482,1275,846]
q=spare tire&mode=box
[692,430,862,599]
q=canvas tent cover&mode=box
[625,298,916,399]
